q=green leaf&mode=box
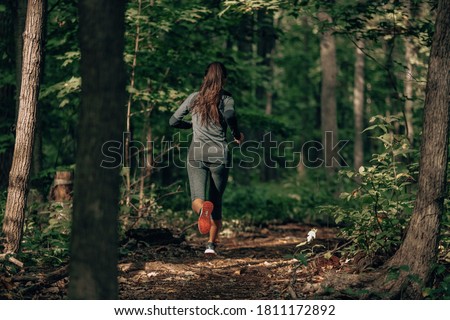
[295,253,308,266]
[346,171,355,178]
[362,124,378,133]
[218,5,231,17]
[335,215,344,224]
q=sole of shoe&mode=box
[204,248,217,256]
[198,201,213,234]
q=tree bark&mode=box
[68,0,126,299]
[2,0,46,254]
[318,11,338,173]
[382,0,450,298]
[353,39,365,170]
[31,106,42,176]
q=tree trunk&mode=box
[2,0,46,254]
[353,39,365,170]
[257,9,276,182]
[138,110,153,213]
[384,38,400,134]
[31,106,42,176]
[318,11,338,173]
[14,0,27,120]
[404,0,415,145]
[68,0,126,299]
[256,9,275,107]
[236,14,253,55]
[50,171,73,202]
[124,0,142,209]
[383,0,450,298]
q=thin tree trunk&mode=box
[404,0,415,145]
[257,9,276,182]
[384,39,400,134]
[69,0,126,299]
[382,0,450,298]
[124,0,142,208]
[236,14,253,54]
[256,9,275,107]
[138,108,153,212]
[318,11,338,174]
[14,0,27,120]
[2,0,46,254]
[353,39,365,170]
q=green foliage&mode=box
[322,115,418,257]
[295,252,308,266]
[223,169,341,225]
[223,183,301,225]
[0,194,71,269]
[423,264,450,299]
[425,196,450,299]
[0,123,14,154]
[20,201,71,266]
[221,0,283,13]
[118,181,169,233]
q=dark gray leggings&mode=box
[187,159,229,220]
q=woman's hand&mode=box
[234,132,244,145]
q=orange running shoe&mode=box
[198,201,213,234]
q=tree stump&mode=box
[50,171,73,201]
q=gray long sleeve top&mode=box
[169,91,241,164]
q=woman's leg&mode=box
[209,219,222,244]
[208,163,229,243]
[192,198,204,214]
[187,159,208,213]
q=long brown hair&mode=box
[191,62,227,126]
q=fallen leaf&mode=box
[147,272,158,278]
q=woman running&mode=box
[169,62,244,255]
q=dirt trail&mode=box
[0,223,343,299]
[118,224,341,300]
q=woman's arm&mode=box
[169,93,196,129]
[222,96,242,140]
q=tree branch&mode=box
[0,253,24,268]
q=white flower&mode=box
[307,228,317,243]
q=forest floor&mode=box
[1,223,355,300]
[117,223,346,300]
